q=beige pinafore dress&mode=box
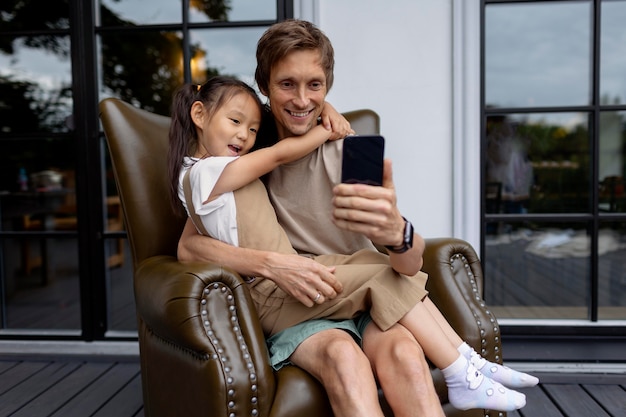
[234,179,428,337]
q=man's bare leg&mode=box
[290,329,385,417]
[362,323,445,417]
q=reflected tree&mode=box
[190,0,232,21]
[1,0,229,123]
[1,0,230,189]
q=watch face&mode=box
[405,220,414,248]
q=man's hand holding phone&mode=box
[336,135,397,240]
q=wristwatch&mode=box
[385,217,414,254]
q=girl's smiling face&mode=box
[194,92,261,158]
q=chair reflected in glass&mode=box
[599,175,625,212]
[19,169,124,281]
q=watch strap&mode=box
[385,217,413,254]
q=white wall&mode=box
[296,1,456,239]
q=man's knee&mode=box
[319,331,369,369]
[291,329,368,377]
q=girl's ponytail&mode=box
[168,84,199,217]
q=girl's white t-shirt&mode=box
[178,156,240,246]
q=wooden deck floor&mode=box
[0,353,625,417]
[0,357,143,417]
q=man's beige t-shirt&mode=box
[267,140,377,256]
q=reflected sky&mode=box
[601,1,626,104]
[485,1,592,108]
[189,27,266,83]
[98,0,275,24]
[99,0,181,24]
[0,38,71,91]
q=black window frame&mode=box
[480,0,626,350]
[0,0,293,342]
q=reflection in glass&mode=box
[598,223,626,320]
[0,0,70,31]
[484,222,590,320]
[486,113,590,214]
[0,140,76,218]
[99,0,182,25]
[0,36,72,133]
[190,0,276,22]
[1,237,80,331]
[102,140,134,332]
[106,237,135,332]
[599,111,626,213]
[98,31,183,115]
[189,27,266,86]
[600,1,626,105]
[485,2,591,108]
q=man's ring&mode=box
[314,292,321,302]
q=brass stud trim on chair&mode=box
[449,253,502,362]
[451,254,506,417]
[201,282,259,417]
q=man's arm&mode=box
[331,159,425,276]
[178,218,343,307]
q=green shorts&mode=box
[266,313,373,370]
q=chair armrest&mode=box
[422,238,503,364]
[134,255,276,415]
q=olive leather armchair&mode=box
[99,97,505,417]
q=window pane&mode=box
[0,0,70,31]
[98,0,182,25]
[599,111,626,213]
[600,0,626,105]
[189,27,267,85]
[98,31,183,115]
[0,36,73,133]
[485,222,590,320]
[598,223,626,320]
[189,0,276,22]
[486,113,591,214]
[1,237,80,331]
[106,237,135,332]
[485,1,591,108]
[0,139,76,224]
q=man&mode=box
[178,19,445,416]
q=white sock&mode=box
[458,342,539,389]
[442,354,526,412]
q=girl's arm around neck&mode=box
[209,124,331,198]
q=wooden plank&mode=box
[543,384,610,417]
[92,371,143,417]
[0,361,79,416]
[0,360,18,374]
[517,385,564,417]
[51,362,141,417]
[0,361,49,395]
[583,384,626,416]
[11,361,111,417]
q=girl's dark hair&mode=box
[167,76,263,217]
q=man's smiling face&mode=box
[266,49,327,139]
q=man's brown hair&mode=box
[255,19,335,95]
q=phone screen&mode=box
[341,135,385,186]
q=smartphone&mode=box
[341,135,385,186]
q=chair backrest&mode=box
[100,98,183,267]
[343,109,380,135]
[99,98,380,268]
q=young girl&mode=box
[168,76,537,412]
